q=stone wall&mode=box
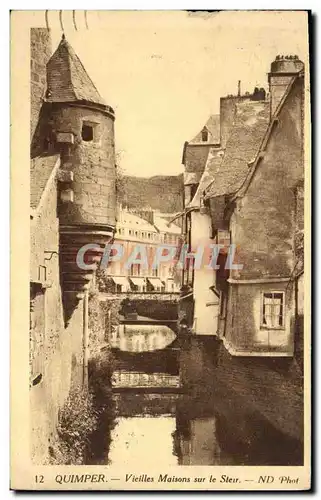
[230,77,304,281]
[30,174,84,464]
[30,28,52,142]
[219,95,248,148]
[224,281,294,354]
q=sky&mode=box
[30,10,309,177]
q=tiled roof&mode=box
[46,35,106,106]
[205,101,270,198]
[189,114,220,144]
[30,154,60,209]
[188,147,224,208]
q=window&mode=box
[261,292,284,328]
[82,124,94,142]
[131,263,141,276]
[201,128,208,142]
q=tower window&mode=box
[82,124,94,142]
[201,128,208,142]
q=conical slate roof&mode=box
[46,35,106,107]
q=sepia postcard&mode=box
[10,9,311,491]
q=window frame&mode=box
[260,290,285,330]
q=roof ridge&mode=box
[61,38,77,101]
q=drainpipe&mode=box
[83,290,89,389]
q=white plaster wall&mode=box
[191,211,219,335]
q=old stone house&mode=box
[205,55,305,358]
[30,29,116,463]
[181,88,269,335]
[180,56,305,358]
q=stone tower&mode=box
[35,34,117,302]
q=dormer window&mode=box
[201,128,208,142]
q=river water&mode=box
[92,324,303,466]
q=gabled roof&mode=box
[30,154,60,210]
[188,147,224,209]
[46,35,106,107]
[205,100,270,199]
[189,114,220,144]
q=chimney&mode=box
[251,86,266,101]
[238,80,241,97]
[268,55,304,116]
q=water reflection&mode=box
[173,416,232,466]
[111,324,176,352]
[109,417,178,466]
[94,325,303,467]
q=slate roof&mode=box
[188,147,224,208]
[46,35,106,106]
[30,154,60,209]
[205,101,270,199]
[189,114,220,144]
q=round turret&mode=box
[43,35,116,229]
[36,35,117,298]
